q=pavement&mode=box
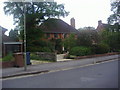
[1,54,119,79]
[3,60,118,88]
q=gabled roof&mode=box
[39,18,79,33]
[96,20,113,32]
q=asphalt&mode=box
[2,60,118,88]
[1,54,119,79]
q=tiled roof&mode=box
[39,18,79,33]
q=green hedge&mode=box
[2,53,14,62]
[92,43,110,54]
[70,46,92,56]
[28,46,52,52]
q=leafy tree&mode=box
[4,2,69,52]
[100,1,120,52]
[63,34,77,51]
[77,30,100,47]
[101,30,120,52]
[106,32,120,52]
[9,29,19,40]
[107,1,120,24]
[4,2,69,26]
[78,26,95,31]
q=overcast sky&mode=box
[0,0,112,35]
[56,0,112,29]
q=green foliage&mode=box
[100,29,120,52]
[107,1,120,24]
[27,28,44,41]
[70,46,92,56]
[78,26,95,31]
[30,53,40,60]
[77,30,100,47]
[63,34,77,51]
[4,2,69,52]
[2,53,14,62]
[4,2,69,27]
[105,32,120,52]
[41,47,52,52]
[28,46,52,52]
[92,43,110,54]
[0,58,2,61]
[30,53,55,62]
[54,39,63,53]
[27,40,54,52]
[9,29,19,40]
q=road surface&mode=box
[2,59,119,88]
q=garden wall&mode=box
[35,52,57,61]
[0,61,15,68]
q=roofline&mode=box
[3,42,23,45]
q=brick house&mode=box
[96,20,116,32]
[39,18,79,40]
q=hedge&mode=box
[70,46,92,56]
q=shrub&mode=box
[92,43,110,54]
[41,47,52,52]
[63,34,77,51]
[27,40,54,52]
[55,39,63,53]
[28,46,52,52]
[30,53,40,60]
[2,53,14,62]
[70,46,92,56]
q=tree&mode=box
[4,2,69,26]
[78,26,95,31]
[77,30,100,47]
[63,34,77,51]
[4,2,69,51]
[107,1,120,24]
[103,1,120,52]
[9,29,19,41]
[100,30,120,52]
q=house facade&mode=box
[96,20,116,32]
[39,18,79,40]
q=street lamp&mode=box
[23,2,27,71]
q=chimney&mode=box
[98,20,102,26]
[70,18,75,28]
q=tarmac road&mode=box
[2,59,119,88]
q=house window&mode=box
[54,33,58,38]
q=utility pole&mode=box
[23,2,27,71]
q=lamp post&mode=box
[23,2,27,71]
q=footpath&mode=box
[1,54,119,79]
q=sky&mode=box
[0,0,112,35]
